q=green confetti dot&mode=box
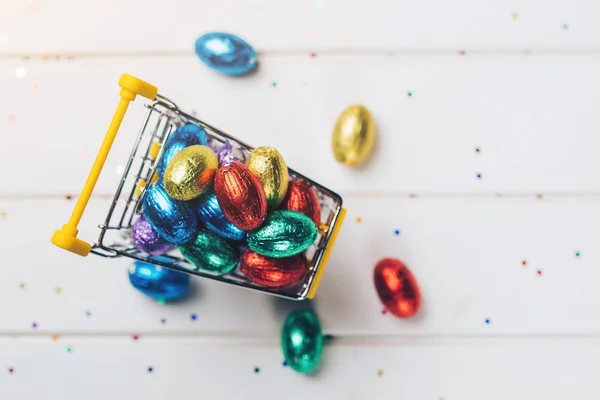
[575,251,581,257]
[407,91,413,97]
[66,347,72,353]
[272,82,277,87]
[254,367,260,373]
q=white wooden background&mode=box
[1,0,599,399]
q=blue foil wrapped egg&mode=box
[157,123,208,178]
[128,261,190,301]
[142,183,198,244]
[195,32,257,76]
[195,192,246,241]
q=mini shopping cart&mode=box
[51,74,346,300]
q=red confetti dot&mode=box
[310,52,317,58]
[537,270,543,276]
[8,368,14,374]
[132,335,140,340]
[458,49,467,56]
[381,308,388,315]
[522,260,527,266]
[475,147,481,153]
[65,194,73,200]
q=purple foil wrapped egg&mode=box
[132,215,176,255]
[217,142,246,166]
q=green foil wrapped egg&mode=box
[247,210,317,258]
[281,309,324,374]
[179,229,239,274]
[163,145,218,201]
[245,146,289,208]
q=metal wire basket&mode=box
[51,74,346,300]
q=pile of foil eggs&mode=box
[130,123,322,296]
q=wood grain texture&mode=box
[1,55,598,196]
[1,337,599,400]
[0,0,598,54]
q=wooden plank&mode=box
[0,0,598,54]
[1,196,597,335]
[1,337,599,399]
[1,55,599,196]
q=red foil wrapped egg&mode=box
[240,249,307,288]
[373,258,421,319]
[214,161,267,231]
[283,179,321,225]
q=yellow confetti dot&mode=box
[377,369,384,377]
[355,217,362,223]
[512,12,518,20]
[19,282,26,289]
[51,334,60,341]
[0,211,6,218]
[55,287,62,294]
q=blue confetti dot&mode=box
[476,173,482,179]
[282,361,288,367]
[191,314,197,321]
[485,318,490,324]
[161,318,167,324]
[85,311,91,317]
[147,366,153,373]
[394,229,400,236]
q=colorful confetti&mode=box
[355,217,362,223]
[32,322,38,329]
[475,147,480,153]
[522,260,527,266]
[282,361,287,367]
[254,367,260,373]
[272,82,277,87]
[133,335,140,340]
[537,270,543,276]
[575,251,581,257]
[8,368,14,374]
[55,287,62,294]
[512,12,518,20]
[485,318,491,324]
[191,313,198,321]
[65,195,73,200]
[407,91,413,97]
[8,114,16,121]
[161,318,167,324]
[51,334,59,341]
[85,311,91,317]
[0,211,6,218]
[381,308,387,315]
[310,52,317,58]
[377,369,384,377]
[458,49,467,56]
[147,366,153,373]
[394,229,400,236]
[19,282,25,289]
[476,173,482,179]
[66,347,72,353]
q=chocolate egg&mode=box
[131,214,175,255]
[240,249,307,288]
[332,105,376,167]
[195,32,258,76]
[247,210,317,258]
[142,183,198,244]
[281,309,324,374]
[128,261,190,301]
[214,161,267,230]
[195,192,246,241]
[283,179,321,225]
[163,145,218,201]
[246,146,289,208]
[179,229,239,274]
[217,142,246,166]
[373,258,421,319]
[157,123,208,177]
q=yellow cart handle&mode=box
[51,74,158,257]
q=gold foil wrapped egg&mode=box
[246,146,289,208]
[163,145,218,201]
[331,105,376,167]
